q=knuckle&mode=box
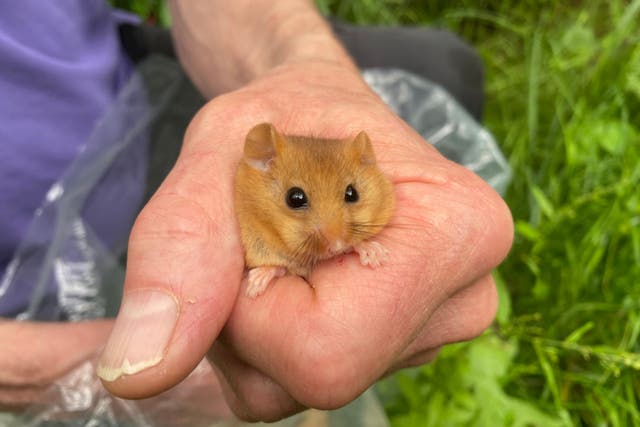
[473,185,515,266]
[448,168,514,271]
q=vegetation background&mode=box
[112,1,640,425]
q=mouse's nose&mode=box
[317,218,346,253]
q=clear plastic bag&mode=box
[0,56,510,426]
[363,68,511,195]
[0,61,156,322]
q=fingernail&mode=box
[97,289,178,382]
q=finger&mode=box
[98,102,246,398]
[389,165,513,294]
[220,245,462,411]
[0,320,113,386]
[394,274,498,367]
[224,264,410,410]
[0,320,113,410]
[207,342,304,422]
[212,274,496,416]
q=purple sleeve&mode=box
[0,1,142,316]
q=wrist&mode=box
[169,0,357,97]
[247,4,357,75]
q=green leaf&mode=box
[564,321,594,343]
[495,270,512,325]
[515,220,540,242]
[531,185,555,219]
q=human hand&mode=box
[98,60,513,421]
[0,319,112,410]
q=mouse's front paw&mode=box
[353,241,389,268]
[246,266,286,298]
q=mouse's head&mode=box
[236,122,395,269]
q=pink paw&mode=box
[353,241,389,268]
[246,266,286,298]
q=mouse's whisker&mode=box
[348,222,387,239]
[292,233,318,269]
[291,237,309,261]
[350,221,389,229]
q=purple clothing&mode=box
[0,1,139,316]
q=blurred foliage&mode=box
[114,0,640,425]
[377,335,567,427]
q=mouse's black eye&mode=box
[344,184,359,203]
[286,187,308,209]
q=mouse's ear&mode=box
[243,122,284,171]
[350,131,377,165]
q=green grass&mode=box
[116,1,640,425]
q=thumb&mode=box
[98,139,243,399]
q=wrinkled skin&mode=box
[97,61,514,421]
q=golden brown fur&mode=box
[234,123,395,277]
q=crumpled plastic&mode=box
[362,68,511,195]
[0,56,511,426]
